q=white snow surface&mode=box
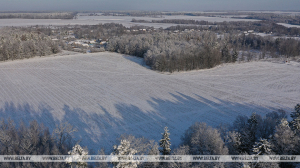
[0,15,259,29]
[0,52,299,150]
[277,23,300,28]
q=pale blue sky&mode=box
[0,0,299,11]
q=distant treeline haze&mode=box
[0,12,77,19]
[132,19,300,36]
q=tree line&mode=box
[233,13,300,26]
[1,104,300,167]
[0,12,77,19]
[107,30,300,72]
[132,19,300,36]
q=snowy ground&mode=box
[0,15,259,28]
[0,52,299,151]
[277,23,300,28]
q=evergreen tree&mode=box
[238,113,259,154]
[252,138,272,155]
[290,104,300,133]
[111,140,139,168]
[232,49,238,62]
[66,144,88,168]
[290,104,300,119]
[291,117,300,132]
[221,45,231,63]
[159,126,171,155]
[247,113,259,149]
[252,138,280,168]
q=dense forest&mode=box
[106,31,224,72]
[1,104,299,167]
[0,28,60,61]
[107,30,300,72]
[0,120,75,167]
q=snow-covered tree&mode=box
[291,104,300,133]
[252,138,280,168]
[225,131,242,155]
[117,134,159,168]
[241,163,251,168]
[53,121,77,153]
[272,118,299,155]
[279,118,289,128]
[291,117,300,132]
[181,122,228,168]
[181,122,228,155]
[66,144,88,168]
[159,126,171,155]
[111,139,139,168]
[258,110,286,139]
[291,104,300,119]
[252,138,272,155]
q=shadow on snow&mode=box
[0,92,282,152]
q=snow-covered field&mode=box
[0,15,259,28]
[0,52,299,150]
[277,23,300,28]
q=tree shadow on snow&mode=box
[0,92,283,152]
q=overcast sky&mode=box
[1,0,300,11]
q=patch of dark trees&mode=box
[106,31,225,72]
[55,23,153,40]
[107,31,300,72]
[233,13,300,26]
[71,23,127,40]
[132,19,300,36]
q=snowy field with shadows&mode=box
[0,52,299,151]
